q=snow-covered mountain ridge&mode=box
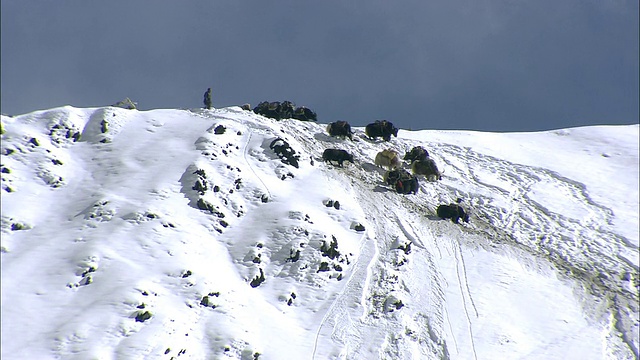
[1,106,638,359]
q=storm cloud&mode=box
[1,0,638,131]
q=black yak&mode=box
[382,168,418,194]
[326,121,353,140]
[436,204,469,224]
[365,120,399,142]
[395,176,419,194]
[253,101,280,120]
[253,101,295,120]
[292,106,317,121]
[383,168,412,186]
[322,149,354,167]
[279,101,295,119]
[411,158,442,181]
[403,146,429,163]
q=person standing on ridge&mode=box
[203,88,212,110]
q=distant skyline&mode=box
[2,1,638,132]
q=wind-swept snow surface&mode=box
[1,106,638,359]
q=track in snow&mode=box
[279,118,638,357]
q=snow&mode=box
[1,105,638,359]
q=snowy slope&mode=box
[1,106,638,360]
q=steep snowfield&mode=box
[1,106,638,360]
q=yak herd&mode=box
[322,119,468,224]
[324,119,468,224]
[252,101,317,122]
[249,103,469,224]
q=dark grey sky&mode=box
[2,1,638,131]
